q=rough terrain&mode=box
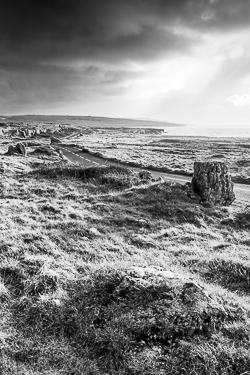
[1,116,250,374]
[1,115,250,184]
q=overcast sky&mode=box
[1,0,250,125]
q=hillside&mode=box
[1,154,250,374]
[3,115,184,129]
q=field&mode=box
[1,116,250,374]
[62,131,250,183]
[1,115,250,183]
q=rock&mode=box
[19,130,25,138]
[211,154,226,159]
[152,176,164,183]
[138,170,153,181]
[82,146,90,153]
[0,162,5,173]
[7,142,26,156]
[16,142,27,156]
[88,227,102,237]
[192,161,235,206]
[50,136,61,144]
[126,266,182,280]
[30,146,57,156]
[183,182,200,202]
[25,142,41,147]
[55,149,63,157]
[138,218,148,225]
[7,145,16,155]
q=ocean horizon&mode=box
[166,125,250,138]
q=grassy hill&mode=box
[1,162,250,374]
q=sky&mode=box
[1,0,250,126]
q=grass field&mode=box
[1,117,250,183]
[1,160,250,374]
[71,134,250,183]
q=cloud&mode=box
[0,1,195,66]
[0,61,147,114]
[1,0,250,67]
[1,0,250,120]
[227,94,250,106]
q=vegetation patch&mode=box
[34,164,155,191]
[1,161,250,374]
[6,267,249,375]
[202,258,250,293]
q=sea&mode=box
[165,125,250,138]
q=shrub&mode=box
[34,165,153,190]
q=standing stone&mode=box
[7,145,16,155]
[192,161,235,206]
[7,142,27,156]
[16,142,27,156]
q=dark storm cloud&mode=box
[1,0,249,66]
[1,0,250,115]
[0,1,190,64]
[0,59,142,113]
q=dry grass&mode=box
[1,163,250,374]
[59,129,250,183]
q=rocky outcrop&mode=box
[30,146,58,156]
[5,126,54,138]
[192,161,235,206]
[7,145,16,155]
[121,127,164,134]
[7,142,27,156]
[50,136,61,144]
[16,142,27,155]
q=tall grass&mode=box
[34,164,153,190]
[1,165,250,374]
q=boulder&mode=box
[7,145,16,155]
[16,142,27,156]
[192,161,235,206]
[19,130,26,138]
[7,142,27,156]
[88,227,102,237]
[50,136,61,144]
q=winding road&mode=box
[57,144,250,204]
